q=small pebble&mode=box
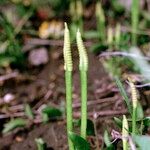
[3,93,15,103]
[28,48,49,66]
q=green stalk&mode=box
[107,27,113,49]
[115,23,121,49]
[122,115,129,150]
[131,0,139,45]
[80,70,87,139]
[95,1,106,42]
[63,23,74,150]
[65,71,74,150]
[69,0,76,22]
[129,80,138,134]
[132,105,137,134]
[76,30,88,139]
[76,0,83,33]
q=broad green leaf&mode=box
[77,119,95,136]
[69,132,90,150]
[3,118,26,133]
[132,135,150,150]
[143,117,150,127]
[115,77,132,115]
[42,106,62,119]
[25,104,34,119]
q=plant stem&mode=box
[63,23,74,150]
[96,1,106,42]
[122,115,129,150]
[76,29,88,140]
[131,0,139,45]
[80,70,87,139]
[132,106,137,134]
[129,80,138,134]
[76,0,83,33]
[65,71,74,150]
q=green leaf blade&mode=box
[3,118,26,133]
[69,132,90,150]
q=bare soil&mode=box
[0,47,127,150]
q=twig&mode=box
[0,72,19,83]
[0,112,24,119]
[99,51,150,61]
[74,109,128,118]
[23,38,93,52]
[111,130,137,150]
[73,95,119,108]
[0,109,128,120]
[126,80,150,88]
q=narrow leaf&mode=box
[3,118,26,133]
[104,130,115,150]
[115,77,132,115]
[25,104,34,119]
[114,117,122,129]
[136,102,144,120]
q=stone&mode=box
[28,48,49,66]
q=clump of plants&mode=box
[63,23,90,149]
[63,20,150,149]
[111,78,150,150]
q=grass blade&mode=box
[115,77,132,115]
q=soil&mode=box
[0,46,127,150]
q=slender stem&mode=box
[76,0,83,33]
[80,70,87,139]
[129,80,137,135]
[132,106,137,134]
[131,0,139,45]
[65,71,74,150]
[96,1,106,42]
[122,115,129,150]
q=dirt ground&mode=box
[0,47,129,150]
